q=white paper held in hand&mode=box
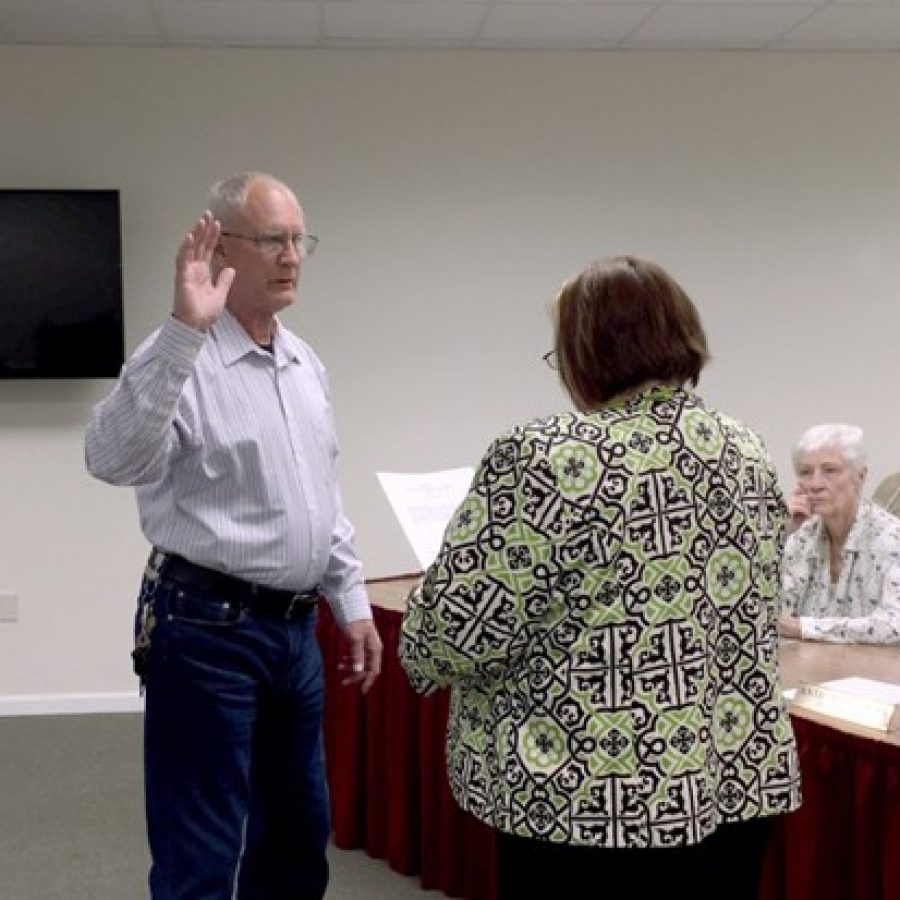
[377,467,475,570]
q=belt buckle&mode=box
[285,593,305,620]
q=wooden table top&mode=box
[779,639,900,691]
[779,638,900,746]
[366,572,423,613]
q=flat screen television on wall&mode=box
[0,189,125,379]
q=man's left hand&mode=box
[339,619,383,693]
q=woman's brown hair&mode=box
[553,255,710,409]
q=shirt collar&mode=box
[809,499,869,558]
[211,309,302,369]
[843,499,871,553]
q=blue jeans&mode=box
[139,570,330,900]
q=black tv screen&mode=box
[0,189,124,379]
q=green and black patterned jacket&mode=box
[399,385,801,847]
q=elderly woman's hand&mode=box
[778,613,803,639]
[786,486,812,534]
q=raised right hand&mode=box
[173,211,236,331]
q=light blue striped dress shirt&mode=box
[86,309,371,626]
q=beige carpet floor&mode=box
[0,713,442,899]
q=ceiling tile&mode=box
[0,0,161,43]
[627,3,819,48]
[492,0,652,5]
[324,1,488,43]
[479,2,656,46]
[774,5,900,48]
[154,0,320,46]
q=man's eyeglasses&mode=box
[542,350,558,370]
[221,231,319,258]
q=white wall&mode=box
[1,47,898,699]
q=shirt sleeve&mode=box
[321,479,372,627]
[85,316,205,486]
[800,561,900,645]
[305,352,372,626]
[780,539,807,617]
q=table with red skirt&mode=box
[317,579,900,900]
[759,640,900,900]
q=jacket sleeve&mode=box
[399,428,560,695]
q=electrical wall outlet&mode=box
[0,593,18,623]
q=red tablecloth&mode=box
[759,715,900,900]
[318,603,496,900]
[319,604,900,900]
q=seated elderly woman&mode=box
[779,422,900,644]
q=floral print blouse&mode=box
[399,386,801,848]
[781,499,900,645]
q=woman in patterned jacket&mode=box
[779,422,900,644]
[399,255,801,900]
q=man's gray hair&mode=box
[207,171,290,228]
[792,422,867,473]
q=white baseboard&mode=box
[0,692,144,717]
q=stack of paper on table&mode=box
[790,676,900,731]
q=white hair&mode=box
[792,422,867,473]
[206,171,294,228]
